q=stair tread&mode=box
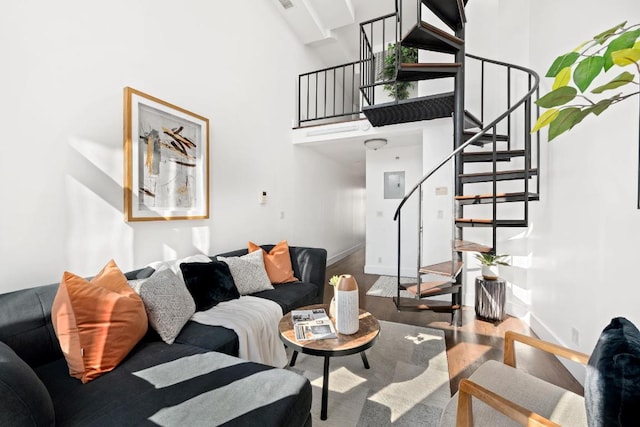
[422,0,466,31]
[400,62,462,69]
[407,284,461,298]
[455,218,529,227]
[456,218,493,224]
[401,21,463,54]
[459,168,538,183]
[460,168,538,178]
[462,150,525,162]
[405,280,454,295]
[463,130,509,145]
[396,63,460,82]
[464,110,482,129]
[456,191,539,201]
[454,240,492,253]
[419,260,463,277]
[394,296,461,312]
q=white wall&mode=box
[0,0,365,293]
[365,144,422,276]
[467,0,640,382]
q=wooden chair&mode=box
[439,331,590,426]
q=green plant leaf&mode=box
[635,41,640,50]
[594,21,627,44]
[552,67,572,89]
[548,107,589,141]
[603,29,640,70]
[612,48,640,66]
[586,93,622,116]
[545,52,580,77]
[591,71,635,93]
[573,56,604,92]
[536,86,578,108]
[531,108,560,133]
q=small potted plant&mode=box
[379,43,418,100]
[328,275,339,318]
[474,253,509,280]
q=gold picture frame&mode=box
[124,87,209,221]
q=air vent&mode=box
[279,0,293,9]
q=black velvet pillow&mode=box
[180,261,240,311]
[0,341,55,427]
[585,317,640,427]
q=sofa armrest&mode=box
[457,378,560,427]
[289,246,327,303]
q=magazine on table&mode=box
[291,308,337,341]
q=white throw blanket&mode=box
[190,296,288,368]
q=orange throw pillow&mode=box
[52,260,148,384]
[248,240,298,284]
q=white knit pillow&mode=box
[217,250,273,295]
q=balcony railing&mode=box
[297,60,363,127]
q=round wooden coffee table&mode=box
[278,304,380,420]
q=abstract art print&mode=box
[124,87,209,221]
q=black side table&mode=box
[475,277,506,321]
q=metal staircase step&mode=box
[456,218,529,227]
[463,130,510,146]
[464,110,482,129]
[419,260,463,277]
[396,63,461,82]
[393,296,461,313]
[459,168,538,184]
[362,92,454,127]
[462,149,525,162]
[422,0,467,31]
[456,192,540,205]
[402,21,463,54]
[454,240,492,253]
[405,282,461,298]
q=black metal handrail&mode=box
[393,54,540,220]
[298,60,364,126]
[359,12,400,106]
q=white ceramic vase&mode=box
[335,274,359,335]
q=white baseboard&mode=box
[530,313,586,385]
[327,242,365,266]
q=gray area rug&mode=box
[286,320,451,426]
[366,276,415,299]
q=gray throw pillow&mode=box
[217,250,274,295]
[130,269,196,344]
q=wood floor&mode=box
[326,248,583,396]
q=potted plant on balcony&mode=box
[379,43,418,100]
[474,253,509,280]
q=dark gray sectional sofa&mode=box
[0,245,327,427]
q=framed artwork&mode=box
[124,87,209,221]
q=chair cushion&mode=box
[250,281,318,314]
[585,317,640,427]
[0,341,55,427]
[439,360,586,427]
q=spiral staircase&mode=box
[358,0,540,325]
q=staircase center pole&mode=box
[452,23,465,326]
